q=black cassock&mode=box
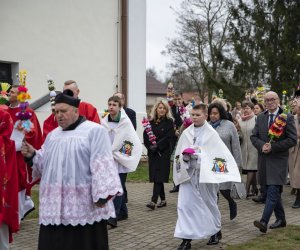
[38,220,108,250]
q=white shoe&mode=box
[22,196,35,220]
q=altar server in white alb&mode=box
[102,95,142,228]
[21,90,122,250]
[173,104,241,250]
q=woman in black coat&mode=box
[143,99,175,210]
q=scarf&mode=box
[108,111,121,123]
[210,120,221,129]
[241,112,254,121]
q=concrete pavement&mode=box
[10,183,300,250]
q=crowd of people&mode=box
[0,80,141,250]
[143,90,300,250]
[0,79,300,250]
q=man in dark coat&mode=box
[113,92,136,130]
[170,92,184,193]
[251,91,297,233]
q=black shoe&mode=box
[170,186,179,193]
[21,207,35,221]
[178,240,191,250]
[157,200,167,208]
[229,201,237,220]
[252,196,265,204]
[146,202,156,210]
[292,200,300,209]
[107,218,117,228]
[269,219,286,229]
[291,188,297,195]
[182,242,191,250]
[254,220,267,233]
[217,230,222,241]
[247,192,256,198]
[207,233,219,245]
[117,214,128,221]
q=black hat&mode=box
[295,89,300,97]
[54,89,80,108]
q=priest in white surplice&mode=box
[21,90,122,250]
[173,104,241,250]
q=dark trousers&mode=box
[260,184,267,200]
[151,182,165,203]
[113,173,128,217]
[261,185,285,224]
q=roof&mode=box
[146,76,166,95]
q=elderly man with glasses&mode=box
[251,91,297,233]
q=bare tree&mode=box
[166,67,195,92]
[164,0,235,102]
[146,68,159,79]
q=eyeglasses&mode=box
[264,98,277,103]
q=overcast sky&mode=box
[146,0,183,80]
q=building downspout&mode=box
[121,0,128,106]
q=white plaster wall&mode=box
[127,0,147,139]
[0,0,120,113]
[1,0,147,143]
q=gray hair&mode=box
[64,80,79,88]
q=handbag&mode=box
[231,182,247,199]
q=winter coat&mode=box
[289,115,300,188]
[143,117,175,183]
[239,116,258,171]
[251,109,297,186]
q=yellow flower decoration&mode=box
[17,93,31,102]
[0,82,11,92]
[18,70,27,86]
[257,86,265,91]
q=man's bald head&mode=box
[264,91,280,113]
[63,80,79,99]
[265,91,279,99]
[113,92,125,107]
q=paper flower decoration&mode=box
[0,82,11,104]
[179,106,192,128]
[14,70,33,133]
[47,76,56,113]
[142,117,157,145]
[268,114,287,143]
[166,82,174,106]
[218,89,223,99]
[250,86,266,104]
[102,109,109,118]
[182,148,196,155]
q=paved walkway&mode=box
[10,183,300,250]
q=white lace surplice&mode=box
[33,121,123,226]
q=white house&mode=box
[0,0,146,136]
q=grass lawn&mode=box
[226,225,300,250]
[26,189,39,219]
[127,160,173,182]
[127,161,150,182]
